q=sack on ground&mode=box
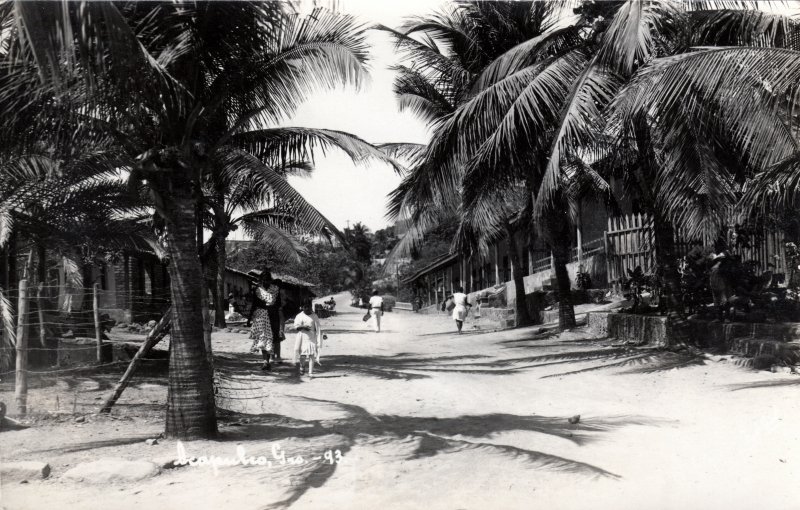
[362,310,371,322]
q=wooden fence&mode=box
[605,213,788,285]
[604,214,655,284]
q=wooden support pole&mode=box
[37,284,46,348]
[99,307,171,414]
[528,246,534,275]
[14,279,29,416]
[494,244,500,285]
[93,283,102,363]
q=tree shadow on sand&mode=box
[215,343,707,386]
[211,397,668,509]
[25,434,157,455]
[214,352,512,384]
[473,335,707,378]
[725,378,800,391]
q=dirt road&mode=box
[2,293,799,509]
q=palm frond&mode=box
[390,64,457,125]
[376,142,428,170]
[240,219,307,263]
[216,8,370,135]
[474,24,583,90]
[0,286,15,350]
[613,47,800,172]
[741,152,800,218]
[536,60,622,218]
[229,126,405,174]
[12,1,184,110]
[691,7,800,49]
[215,148,343,241]
[597,0,684,76]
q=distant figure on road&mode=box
[451,287,471,334]
[369,289,384,332]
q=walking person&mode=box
[246,269,281,371]
[270,279,286,363]
[292,300,325,378]
[368,289,384,332]
[451,286,472,334]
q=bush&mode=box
[382,294,396,312]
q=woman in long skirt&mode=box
[247,270,281,370]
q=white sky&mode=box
[275,0,445,235]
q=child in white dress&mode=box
[292,300,324,378]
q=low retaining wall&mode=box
[688,321,800,349]
[587,312,800,354]
[475,307,515,330]
[587,312,609,338]
[589,312,671,347]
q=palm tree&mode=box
[0,150,161,372]
[381,2,568,326]
[600,3,800,255]
[394,0,800,330]
[1,1,375,439]
[203,127,400,328]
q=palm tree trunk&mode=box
[652,213,680,313]
[505,223,533,326]
[164,194,217,439]
[552,241,576,330]
[7,229,17,300]
[214,238,227,327]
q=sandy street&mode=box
[1,292,800,510]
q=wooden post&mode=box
[494,244,500,285]
[528,246,534,275]
[37,284,46,348]
[93,283,102,363]
[14,278,29,416]
[576,203,583,269]
[427,275,431,305]
[604,232,612,289]
[100,307,171,413]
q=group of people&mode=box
[246,269,324,377]
[244,269,469,377]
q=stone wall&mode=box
[474,307,515,330]
[587,312,800,357]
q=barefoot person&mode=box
[368,289,384,332]
[451,287,471,334]
[292,300,325,378]
[247,269,281,371]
